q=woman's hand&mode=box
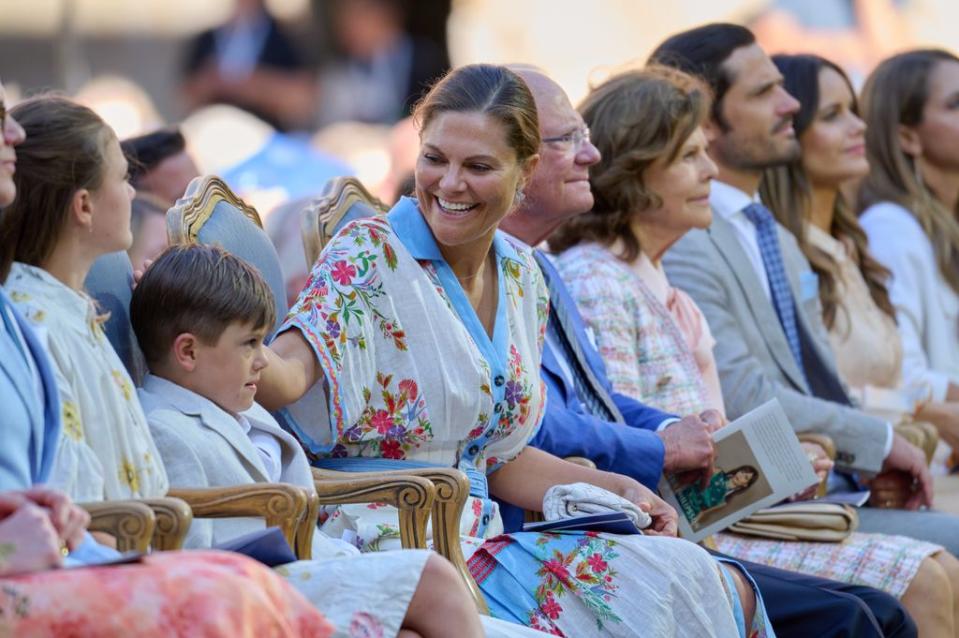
[0,489,89,552]
[617,477,679,537]
[490,448,679,535]
[21,488,89,551]
[788,442,834,502]
[868,471,914,510]
[0,502,65,577]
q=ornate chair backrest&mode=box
[84,250,149,386]
[166,176,288,334]
[301,176,389,267]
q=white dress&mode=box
[5,262,168,501]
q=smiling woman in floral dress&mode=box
[258,63,775,638]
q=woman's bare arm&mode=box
[487,446,678,536]
[257,330,321,411]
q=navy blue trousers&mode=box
[711,551,916,638]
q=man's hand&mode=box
[868,471,913,509]
[698,409,726,433]
[876,434,933,510]
[620,479,678,537]
[658,414,716,488]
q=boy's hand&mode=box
[132,259,154,289]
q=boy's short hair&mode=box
[131,244,276,365]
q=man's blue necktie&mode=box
[742,203,806,378]
[534,252,625,424]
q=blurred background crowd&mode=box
[2,0,955,305]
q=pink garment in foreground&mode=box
[0,550,333,638]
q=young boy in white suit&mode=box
[130,244,543,638]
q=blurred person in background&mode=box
[121,128,201,271]
[122,128,200,206]
[181,0,315,131]
[316,0,448,126]
[74,75,163,141]
[125,196,168,275]
[180,104,350,213]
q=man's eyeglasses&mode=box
[541,126,591,152]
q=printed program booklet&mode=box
[658,399,819,543]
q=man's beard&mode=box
[714,134,801,172]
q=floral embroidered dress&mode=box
[5,262,168,501]
[277,197,758,638]
[556,243,941,599]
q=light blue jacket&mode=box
[0,287,60,489]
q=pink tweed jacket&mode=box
[555,243,710,416]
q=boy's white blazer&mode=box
[138,374,315,548]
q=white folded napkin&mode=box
[542,482,652,529]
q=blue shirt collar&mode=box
[387,196,523,265]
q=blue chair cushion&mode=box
[84,251,149,386]
[195,200,289,333]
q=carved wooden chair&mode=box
[166,175,440,557]
[301,176,389,266]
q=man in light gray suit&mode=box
[651,23,959,553]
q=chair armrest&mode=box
[138,497,194,551]
[312,466,488,614]
[401,468,488,614]
[168,484,309,552]
[897,422,938,465]
[311,470,435,550]
[797,433,836,459]
[295,492,320,560]
[81,500,156,553]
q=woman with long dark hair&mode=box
[763,53,959,455]
[758,52,959,637]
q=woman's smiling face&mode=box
[415,110,536,257]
